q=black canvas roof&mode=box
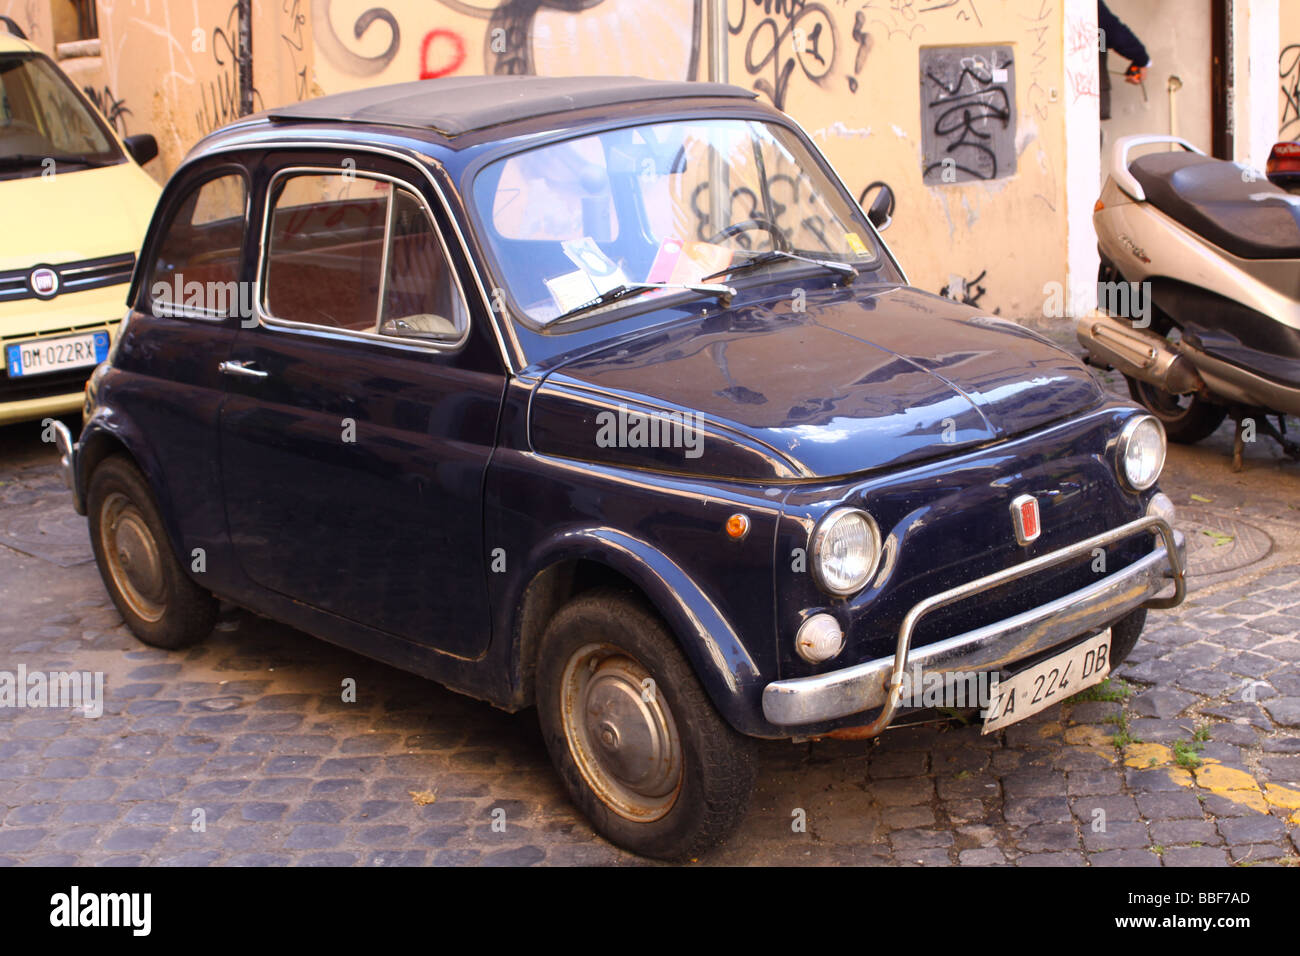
[266,75,757,136]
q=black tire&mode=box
[1108,607,1147,669]
[1125,376,1228,445]
[535,588,756,861]
[87,454,216,649]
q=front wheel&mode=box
[535,589,756,860]
[1125,376,1228,444]
[1108,607,1147,670]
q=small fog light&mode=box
[1146,492,1176,526]
[796,613,844,664]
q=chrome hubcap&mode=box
[100,492,166,623]
[560,643,683,823]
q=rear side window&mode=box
[147,171,249,319]
[262,170,468,341]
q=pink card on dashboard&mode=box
[646,238,684,283]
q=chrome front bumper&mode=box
[762,515,1186,729]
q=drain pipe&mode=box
[706,0,726,83]
[1167,74,1183,140]
[237,0,254,117]
[706,0,728,233]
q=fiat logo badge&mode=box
[29,266,59,299]
[1010,494,1041,546]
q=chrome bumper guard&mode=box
[762,516,1186,729]
[50,419,77,493]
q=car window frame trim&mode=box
[256,163,474,353]
[143,163,254,323]
[163,139,521,373]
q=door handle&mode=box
[218,359,269,379]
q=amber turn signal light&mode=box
[725,513,750,540]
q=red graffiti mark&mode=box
[419,29,466,80]
[1068,68,1100,102]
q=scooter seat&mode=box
[1129,152,1300,259]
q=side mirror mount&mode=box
[123,134,158,167]
[862,181,895,232]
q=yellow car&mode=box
[0,29,160,426]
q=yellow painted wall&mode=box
[720,1,1070,317]
[4,0,1085,316]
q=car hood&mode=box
[0,161,159,271]
[529,285,1105,480]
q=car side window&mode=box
[147,171,249,319]
[262,170,468,341]
[377,188,469,340]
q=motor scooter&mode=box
[1078,134,1300,470]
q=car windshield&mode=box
[471,118,880,327]
[0,51,122,177]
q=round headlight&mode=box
[1117,415,1166,491]
[811,507,882,597]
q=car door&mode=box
[104,160,253,590]
[218,152,506,657]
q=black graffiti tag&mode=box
[1282,44,1300,139]
[731,0,836,110]
[923,59,1011,182]
[940,268,987,307]
[82,85,131,135]
[196,4,262,135]
[282,0,309,100]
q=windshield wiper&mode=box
[703,249,859,284]
[0,154,119,169]
[550,280,736,324]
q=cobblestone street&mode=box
[2,370,1299,866]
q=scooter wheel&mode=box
[1125,376,1228,444]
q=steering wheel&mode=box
[706,217,790,251]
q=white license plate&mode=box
[981,629,1112,734]
[5,330,109,378]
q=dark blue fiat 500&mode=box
[53,76,1185,860]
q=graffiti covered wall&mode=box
[722,0,1074,316]
[0,0,314,172]
[309,0,702,89]
[2,0,1104,317]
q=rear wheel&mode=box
[536,589,756,860]
[87,455,217,649]
[1125,376,1227,444]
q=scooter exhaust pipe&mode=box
[1076,313,1204,395]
